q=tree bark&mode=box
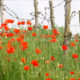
[79,11,80,25]
[34,0,38,30]
[49,0,54,29]
[64,0,72,54]
[0,0,4,24]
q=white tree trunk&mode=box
[49,0,54,29]
[64,0,72,54]
[0,0,4,24]
[34,0,38,30]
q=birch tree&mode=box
[34,0,39,30]
[64,0,72,54]
[0,0,4,23]
[49,0,54,29]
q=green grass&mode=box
[0,27,80,80]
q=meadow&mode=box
[0,19,80,80]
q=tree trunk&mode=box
[79,11,80,25]
[0,0,4,24]
[34,0,38,30]
[49,0,54,29]
[64,0,72,54]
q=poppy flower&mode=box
[17,22,21,25]
[14,29,20,34]
[20,41,28,51]
[36,48,41,54]
[59,64,63,68]
[45,60,50,64]
[51,56,55,61]
[72,54,78,59]
[70,42,76,46]
[79,78,80,80]
[16,37,23,42]
[31,60,39,67]
[27,20,32,25]
[28,27,33,31]
[48,39,56,42]
[21,21,25,25]
[21,58,26,63]
[45,73,50,76]
[70,71,74,75]
[6,33,14,37]
[62,45,68,51]
[43,25,48,30]
[24,66,30,71]
[75,39,79,42]
[69,78,76,80]
[32,33,37,37]
[46,78,52,80]
[7,47,15,54]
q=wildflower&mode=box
[20,41,28,51]
[45,73,50,76]
[32,33,37,37]
[51,56,55,61]
[70,71,74,75]
[21,58,26,63]
[69,78,76,80]
[27,20,32,25]
[75,39,79,42]
[36,48,41,54]
[45,60,50,64]
[72,54,78,59]
[21,21,25,25]
[7,47,15,54]
[14,29,20,34]
[28,27,33,31]
[24,66,30,71]
[43,25,48,30]
[59,64,63,68]
[46,78,52,80]
[62,45,68,51]
[31,60,39,67]
[70,42,76,46]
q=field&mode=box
[0,20,80,80]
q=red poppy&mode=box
[75,39,79,42]
[28,27,33,31]
[6,33,14,37]
[14,29,20,34]
[32,33,37,37]
[46,78,52,80]
[21,21,25,25]
[70,42,76,46]
[17,22,21,25]
[79,78,80,80]
[62,45,68,51]
[36,48,41,54]
[48,39,56,42]
[16,37,23,42]
[43,25,48,30]
[69,78,76,80]
[51,56,55,61]
[5,19,14,24]
[70,71,74,75]
[24,66,30,71]
[72,54,78,59]
[20,41,28,51]
[45,73,50,76]
[27,20,32,25]
[59,64,63,68]
[7,47,15,54]
[21,58,26,63]
[31,60,39,67]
